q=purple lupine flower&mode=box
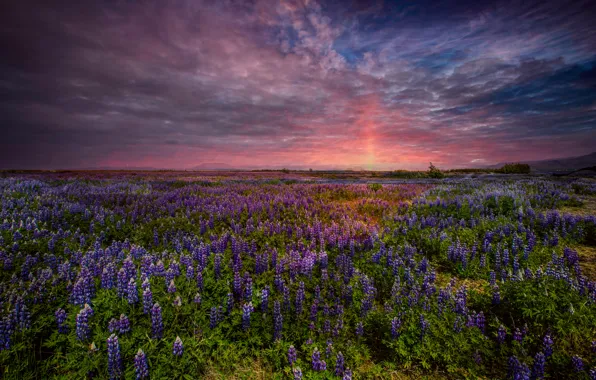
[312,348,326,371]
[592,341,596,353]
[194,292,201,305]
[492,286,501,305]
[473,351,482,364]
[572,355,584,372]
[288,345,297,366]
[335,352,345,377]
[419,314,429,339]
[343,368,353,380]
[513,328,523,343]
[273,301,283,341]
[142,288,153,315]
[210,306,218,329]
[242,302,254,331]
[356,322,363,337]
[475,312,485,333]
[326,340,333,358]
[489,271,496,286]
[108,318,120,333]
[0,316,13,350]
[196,271,203,291]
[76,305,92,341]
[508,356,530,380]
[261,287,269,313]
[151,303,163,339]
[119,314,130,334]
[55,308,68,333]
[532,352,545,379]
[543,334,553,358]
[134,348,149,379]
[173,336,183,357]
[107,334,122,380]
[244,274,253,302]
[167,279,176,294]
[127,278,138,304]
[391,317,401,339]
[295,281,305,316]
[589,368,595,380]
[226,293,234,314]
[497,325,507,344]
[173,295,182,308]
[233,272,242,298]
[293,367,302,380]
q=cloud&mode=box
[0,0,595,169]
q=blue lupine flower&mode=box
[151,303,163,339]
[134,348,149,379]
[312,348,326,371]
[173,336,183,357]
[335,351,345,377]
[242,302,254,331]
[572,355,584,372]
[107,334,122,380]
[55,308,68,333]
[543,334,553,358]
[532,352,545,379]
[288,345,297,366]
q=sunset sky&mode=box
[1,0,595,170]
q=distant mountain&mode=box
[190,163,237,170]
[492,152,596,171]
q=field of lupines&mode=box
[0,175,595,379]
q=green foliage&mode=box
[428,163,445,179]
[498,163,531,174]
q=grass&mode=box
[559,195,596,217]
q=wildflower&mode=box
[335,352,345,377]
[119,314,130,334]
[172,336,183,357]
[532,352,545,379]
[572,355,584,372]
[543,334,553,358]
[134,349,149,379]
[151,303,163,339]
[288,345,297,366]
[497,325,507,344]
[55,308,68,333]
[312,348,326,371]
[107,334,122,380]
[242,302,254,331]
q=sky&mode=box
[1,0,596,170]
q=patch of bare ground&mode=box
[572,245,596,280]
[560,195,596,217]
[435,272,488,293]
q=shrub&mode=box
[428,162,445,179]
[498,163,531,174]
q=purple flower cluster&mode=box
[55,308,68,333]
[311,348,326,371]
[172,336,184,357]
[151,303,163,339]
[134,348,149,379]
[76,304,93,341]
[107,334,122,379]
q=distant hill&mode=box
[191,163,237,170]
[491,152,596,171]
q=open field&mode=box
[0,174,595,379]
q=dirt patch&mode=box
[559,195,596,217]
[573,245,596,280]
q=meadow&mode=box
[0,174,595,379]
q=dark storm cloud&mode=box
[0,0,595,169]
